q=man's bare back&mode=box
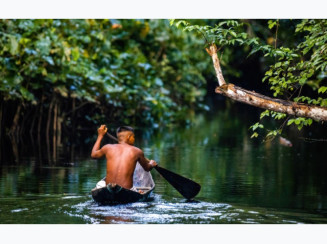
[91,125,157,189]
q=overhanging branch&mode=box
[207,44,327,122]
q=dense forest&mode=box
[1,19,327,163]
[0,19,211,162]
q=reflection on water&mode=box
[1,105,327,223]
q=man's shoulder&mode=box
[101,144,115,150]
[129,145,143,153]
[109,144,142,154]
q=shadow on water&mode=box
[1,104,327,223]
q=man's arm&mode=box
[91,125,108,159]
[138,150,157,172]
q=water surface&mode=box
[1,106,327,224]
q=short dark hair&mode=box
[116,126,134,135]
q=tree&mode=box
[0,19,210,162]
[171,19,327,139]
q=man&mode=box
[91,124,157,190]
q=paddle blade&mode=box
[155,166,201,200]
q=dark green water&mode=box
[1,106,327,224]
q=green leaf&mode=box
[318,86,327,94]
[9,36,19,55]
[72,47,80,61]
[294,118,301,125]
[265,70,273,76]
[287,119,294,126]
[251,132,259,138]
[307,119,313,126]
[19,87,35,101]
[230,31,237,37]
[260,110,270,119]
[268,20,278,29]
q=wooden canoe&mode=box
[91,163,155,205]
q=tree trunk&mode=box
[9,133,19,163]
[37,96,45,164]
[0,99,3,144]
[20,105,30,139]
[46,97,54,163]
[0,99,3,162]
[53,100,58,161]
[37,95,44,143]
[30,106,37,138]
[57,103,63,148]
[70,97,76,162]
[9,104,22,140]
[206,44,327,122]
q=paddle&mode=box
[106,132,201,200]
[154,165,201,200]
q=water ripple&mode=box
[64,194,307,224]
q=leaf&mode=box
[230,31,237,37]
[42,68,47,76]
[9,36,19,55]
[44,56,54,65]
[19,87,35,101]
[251,132,259,138]
[250,122,264,131]
[294,118,301,125]
[318,86,327,94]
[260,110,270,119]
[265,70,273,76]
[268,20,277,29]
[72,47,80,61]
[307,119,313,126]
[169,19,175,26]
[287,119,295,126]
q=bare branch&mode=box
[207,44,327,122]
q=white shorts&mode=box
[96,180,106,189]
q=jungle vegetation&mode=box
[171,19,327,140]
[1,19,327,162]
[0,19,210,160]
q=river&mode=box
[1,103,327,224]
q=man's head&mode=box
[116,126,135,145]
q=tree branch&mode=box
[207,44,327,122]
[205,44,226,86]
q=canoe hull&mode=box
[91,184,153,205]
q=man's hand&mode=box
[98,124,108,137]
[149,160,158,168]
[91,125,108,159]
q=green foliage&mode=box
[266,129,282,140]
[252,20,327,137]
[172,19,327,140]
[268,20,279,29]
[249,122,264,138]
[170,19,255,49]
[287,117,313,130]
[0,19,209,128]
[258,20,327,101]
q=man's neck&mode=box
[118,141,132,146]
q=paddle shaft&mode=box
[106,132,118,142]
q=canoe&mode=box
[91,163,155,205]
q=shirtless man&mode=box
[91,125,157,189]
